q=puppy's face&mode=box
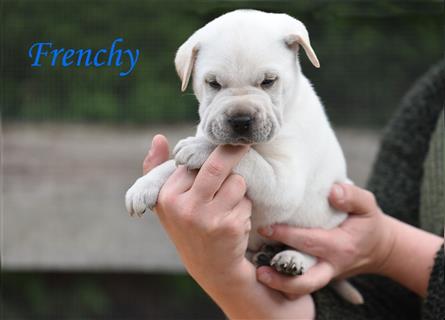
[175,10,320,145]
[194,43,294,145]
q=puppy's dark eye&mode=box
[261,77,277,89]
[207,79,222,90]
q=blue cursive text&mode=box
[28,38,140,77]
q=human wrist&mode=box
[201,259,315,319]
[192,258,253,297]
[372,215,443,296]
[196,259,260,318]
[372,213,398,276]
[191,258,316,319]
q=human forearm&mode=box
[197,259,315,319]
[378,214,443,297]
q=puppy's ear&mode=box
[175,39,200,92]
[285,31,320,68]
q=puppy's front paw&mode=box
[173,137,215,169]
[125,176,161,217]
[271,250,316,276]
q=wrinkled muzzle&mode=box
[203,93,279,145]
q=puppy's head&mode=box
[175,9,319,145]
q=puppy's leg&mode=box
[125,160,176,216]
[252,244,286,267]
[234,148,306,209]
[173,136,215,169]
[174,140,305,209]
[271,250,316,276]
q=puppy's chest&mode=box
[248,202,295,251]
[246,148,300,219]
[249,198,297,227]
[243,150,340,251]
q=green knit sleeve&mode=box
[420,110,444,236]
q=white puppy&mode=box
[126,9,363,304]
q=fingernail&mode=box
[332,185,344,202]
[258,271,271,284]
[259,226,274,237]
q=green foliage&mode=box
[1,272,222,319]
[1,273,111,318]
[2,0,443,126]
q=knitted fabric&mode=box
[420,111,444,236]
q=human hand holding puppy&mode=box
[141,134,442,318]
[150,135,252,286]
[257,184,443,299]
[143,135,316,319]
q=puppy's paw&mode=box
[252,244,285,267]
[125,175,162,217]
[271,250,316,276]
[173,136,215,170]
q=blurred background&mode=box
[1,0,443,319]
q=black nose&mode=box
[227,115,253,135]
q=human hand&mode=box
[143,134,252,291]
[256,183,394,296]
[142,135,316,319]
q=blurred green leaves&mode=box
[1,272,223,319]
[2,0,443,126]
[2,273,111,319]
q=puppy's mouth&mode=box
[228,137,254,145]
[206,117,275,145]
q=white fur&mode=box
[126,10,362,304]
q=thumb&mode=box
[329,183,377,215]
[143,134,170,174]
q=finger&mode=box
[229,198,253,234]
[143,134,170,174]
[329,183,377,215]
[258,224,334,257]
[257,262,335,295]
[163,165,197,195]
[231,197,252,220]
[214,174,247,210]
[191,145,248,201]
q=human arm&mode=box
[143,135,315,319]
[256,183,443,298]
